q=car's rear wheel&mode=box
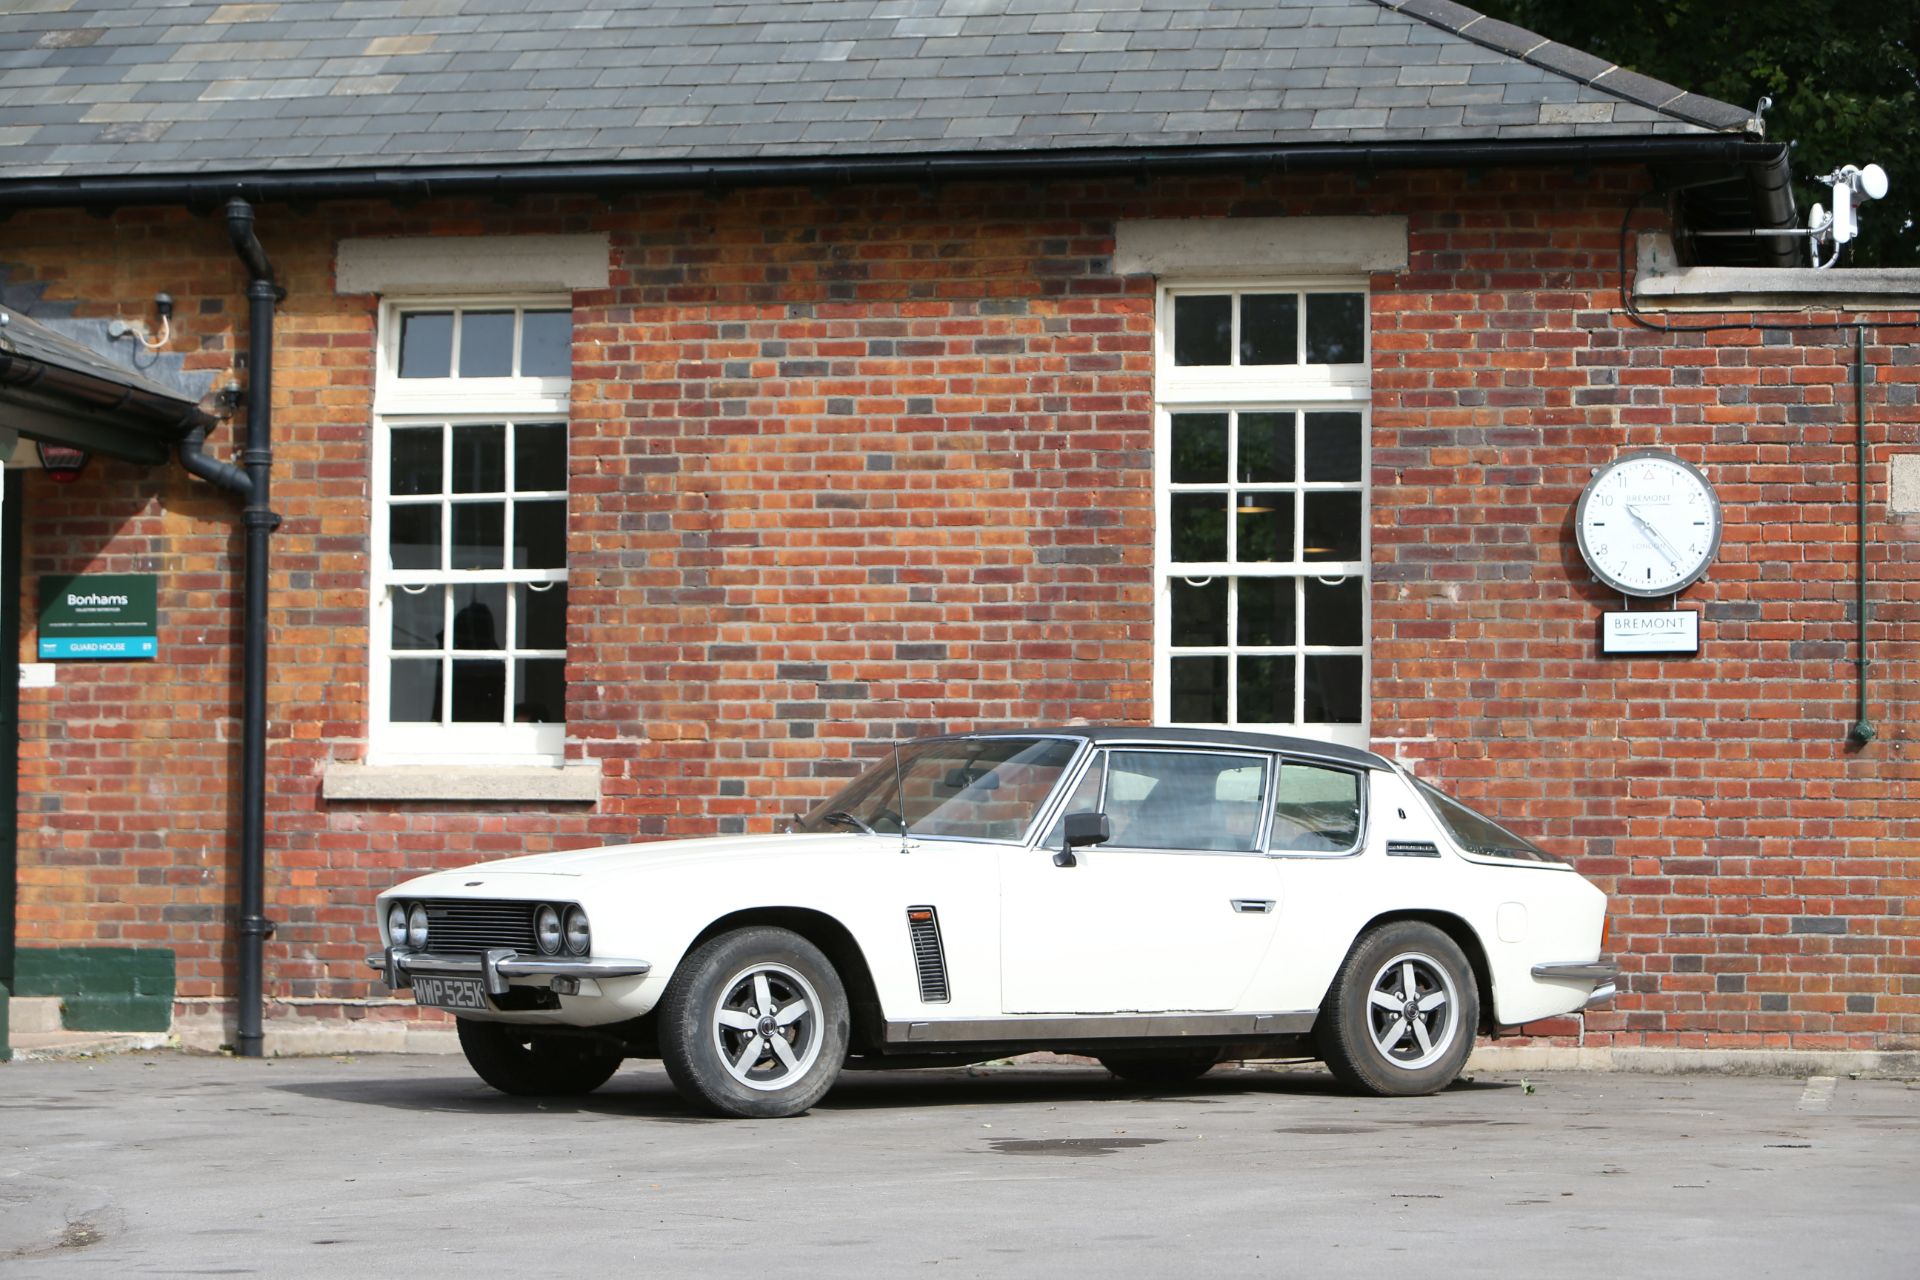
[1097,1048,1221,1088]
[1317,921,1479,1097]
[658,926,850,1118]
[455,1018,625,1097]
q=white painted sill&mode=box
[321,761,602,804]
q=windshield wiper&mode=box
[821,810,876,835]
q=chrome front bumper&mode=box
[368,947,652,996]
[1532,960,1619,1010]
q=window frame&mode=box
[1152,279,1372,748]
[368,296,572,766]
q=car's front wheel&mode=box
[1317,921,1479,1097]
[456,1019,625,1097]
[658,926,850,1118]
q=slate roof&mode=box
[0,0,1759,183]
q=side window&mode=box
[1105,750,1268,852]
[1270,761,1363,853]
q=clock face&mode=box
[1575,451,1721,598]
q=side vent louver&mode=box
[906,905,950,1004]
[1387,840,1441,858]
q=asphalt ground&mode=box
[2,1053,1917,1278]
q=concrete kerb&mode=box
[9,1019,1917,1082]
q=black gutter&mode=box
[0,137,1786,212]
[0,325,214,464]
[177,198,281,1058]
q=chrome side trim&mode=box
[1583,982,1617,1009]
[884,1010,1317,1044]
[367,947,651,992]
[1531,961,1618,984]
[1230,899,1276,914]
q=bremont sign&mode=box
[1600,610,1700,656]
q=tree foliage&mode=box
[1475,0,1920,265]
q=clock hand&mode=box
[1624,505,1682,571]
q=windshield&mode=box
[1413,779,1565,864]
[797,736,1081,842]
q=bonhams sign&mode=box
[38,574,157,659]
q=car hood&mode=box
[396,831,891,888]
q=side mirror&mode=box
[1055,811,1110,867]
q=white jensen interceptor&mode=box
[371,728,1615,1117]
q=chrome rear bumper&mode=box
[1532,960,1619,1010]
[367,947,651,996]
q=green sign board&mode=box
[38,574,157,660]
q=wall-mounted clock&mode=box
[1574,450,1722,598]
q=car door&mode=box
[999,747,1282,1014]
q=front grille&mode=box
[907,905,950,1004]
[418,898,545,956]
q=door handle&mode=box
[1230,899,1275,914]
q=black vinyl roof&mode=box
[964,725,1390,771]
[0,0,1757,184]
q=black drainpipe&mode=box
[1850,327,1875,746]
[179,197,281,1057]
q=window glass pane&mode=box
[514,499,567,569]
[1302,492,1362,563]
[1271,763,1361,852]
[1240,293,1299,365]
[1306,293,1365,364]
[389,659,439,722]
[1236,492,1294,562]
[450,503,505,569]
[1169,655,1226,723]
[1170,493,1227,563]
[1170,577,1227,647]
[1304,576,1364,646]
[450,584,506,651]
[1169,413,1228,483]
[458,310,515,378]
[515,659,566,724]
[391,586,443,651]
[451,424,506,493]
[1238,577,1295,646]
[1104,750,1265,851]
[1304,412,1363,483]
[389,426,442,496]
[388,505,441,571]
[515,422,567,492]
[1304,654,1364,723]
[515,584,567,650]
[397,311,452,379]
[520,311,571,378]
[1238,412,1292,484]
[451,659,506,723]
[1040,754,1106,850]
[1173,295,1232,366]
[1236,655,1293,724]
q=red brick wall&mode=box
[4,165,1914,1051]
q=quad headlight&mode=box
[385,902,408,948]
[534,904,564,955]
[562,905,591,957]
[406,903,430,950]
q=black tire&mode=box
[1316,921,1480,1097]
[658,926,850,1118]
[1097,1048,1221,1088]
[455,1018,624,1097]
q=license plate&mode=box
[412,975,491,1010]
